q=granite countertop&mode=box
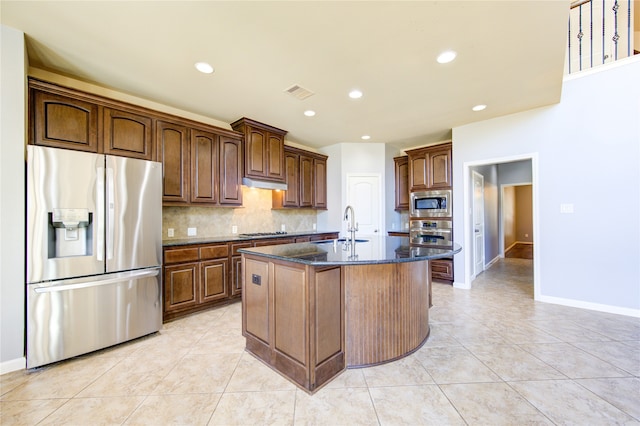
[238,236,461,266]
[162,230,340,247]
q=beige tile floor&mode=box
[2,258,639,425]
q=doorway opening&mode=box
[463,154,539,300]
[502,184,533,260]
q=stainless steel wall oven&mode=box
[410,219,453,248]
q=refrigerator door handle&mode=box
[106,167,115,260]
[33,269,160,293]
[96,166,105,261]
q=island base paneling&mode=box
[344,261,430,367]
[242,255,345,393]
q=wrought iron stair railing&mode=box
[566,0,636,74]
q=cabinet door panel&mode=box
[103,108,153,160]
[299,155,314,207]
[428,149,452,188]
[313,158,327,209]
[32,90,99,152]
[191,129,218,204]
[274,264,307,365]
[244,258,270,343]
[267,133,284,180]
[201,259,228,302]
[283,152,300,207]
[157,120,189,203]
[164,263,198,312]
[231,256,243,296]
[410,156,428,191]
[246,129,266,177]
[394,156,409,210]
[219,136,243,205]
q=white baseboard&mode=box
[0,357,25,375]
[485,255,501,268]
[537,294,640,318]
[453,280,470,289]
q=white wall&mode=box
[453,57,640,315]
[317,143,386,237]
[0,25,27,372]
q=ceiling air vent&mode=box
[284,84,314,100]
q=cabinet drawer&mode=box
[164,247,199,264]
[431,259,453,281]
[199,244,229,260]
[232,242,253,256]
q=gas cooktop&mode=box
[240,231,288,237]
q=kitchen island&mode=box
[239,237,461,393]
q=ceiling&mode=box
[1,1,570,150]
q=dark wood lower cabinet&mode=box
[164,262,198,313]
[200,259,228,302]
[163,232,339,322]
[431,259,453,282]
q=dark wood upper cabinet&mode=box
[427,146,452,189]
[406,142,452,192]
[281,150,300,207]
[157,120,190,204]
[313,156,327,209]
[231,117,287,183]
[218,136,243,206]
[103,107,153,160]
[394,156,409,211]
[299,154,314,208]
[190,129,218,204]
[273,146,328,209]
[31,86,99,152]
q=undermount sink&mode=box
[312,238,369,244]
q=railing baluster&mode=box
[568,0,633,74]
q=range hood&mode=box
[242,177,288,191]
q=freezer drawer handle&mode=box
[34,270,159,293]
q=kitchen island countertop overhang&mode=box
[239,237,461,393]
[237,236,461,266]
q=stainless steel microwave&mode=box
[410,189,451,218]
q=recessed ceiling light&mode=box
[194,62,214,74]
[349,90,363,99]
[304,110,316,117]
[361,135,371,140]
[472,104,487,111]
[436,50,457,64]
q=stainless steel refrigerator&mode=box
[26,145,163,369]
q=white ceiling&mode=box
[1,1,570,150]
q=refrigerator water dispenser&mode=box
[49,208,93,258]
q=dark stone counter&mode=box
[238,236,461,266]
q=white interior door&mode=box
[346,174,381,237]
[472,171,485,276]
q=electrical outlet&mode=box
[231,225,238,234]
[187,227,197,236]
[281,224,286,231]
[167,228,174,237]
[312,223,316,230]
[525,233,529,238]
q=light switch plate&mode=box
[187,227,197,236]
[560,203,574,214]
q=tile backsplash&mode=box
[163,186,318,239]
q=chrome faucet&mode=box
[343,205,358,244]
